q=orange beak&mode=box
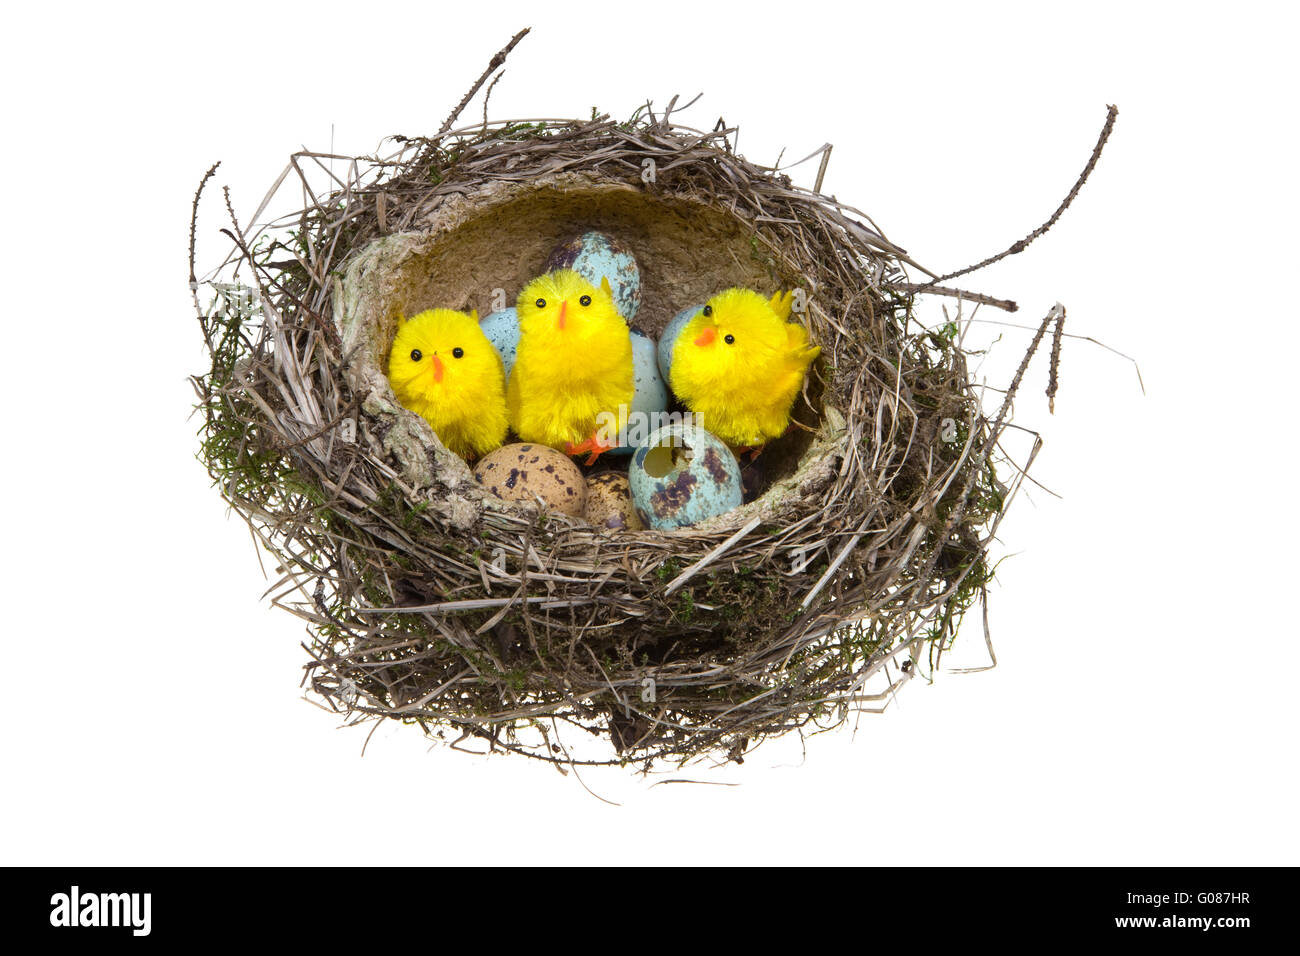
[558,300,567,331]
[432,354,444,383]
[694,326,717,347]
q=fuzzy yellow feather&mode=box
[507,269,634,463]
[387,307,509,460]
[669,288,820,450]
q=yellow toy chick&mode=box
[387,307,508,461]
[507,269,634,465]
[669,288,820,452]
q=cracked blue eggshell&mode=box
[628,423,743,530]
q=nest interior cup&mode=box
[337,171,830,509]
[195,107,1011,768]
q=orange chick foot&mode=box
[564,432,617,466]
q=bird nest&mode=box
[190,40,1110,768]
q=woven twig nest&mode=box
[192,74,1093,766]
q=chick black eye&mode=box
[703,305,713,317]
[452,347,464,359]
[724,334,735,345]
[535,298,546,309]
[579,295,591,307]
[410,349,422,361]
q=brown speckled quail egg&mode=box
[584,472,644,532]
[473,443,586,517]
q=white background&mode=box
[2,1,1296,865]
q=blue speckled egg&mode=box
[545,231,642,321]
[657,305,703,382]
[628,423,744,530]
[479,307,520,379]
[609,328,671,456]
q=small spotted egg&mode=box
[474,443,586,517]
[657,304,703,381]
[628,423,743,530]
[544,231,642,321]
[584,472,644,532]
[479,307,520,380]
[608,328,670,456]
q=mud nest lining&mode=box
[191,84,1084,767]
